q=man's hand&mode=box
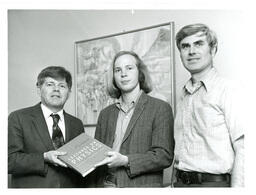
[43,151,68,167]
[94,151,128,168]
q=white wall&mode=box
[8,10,245,114]
[8,10,245,185]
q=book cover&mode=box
[57,132,112,177]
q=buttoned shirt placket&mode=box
[180,82,203,165]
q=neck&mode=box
[121,84,140,105]
[50,107,62,113]
[191,65,213,83]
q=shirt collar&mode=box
[116,90,143,112]
[40,103,64,121]
[184,67,218,94]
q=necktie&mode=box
[50,114,65,149]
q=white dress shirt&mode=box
[40,103,66,141]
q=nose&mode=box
[121,69,127,77]
[53,85,60,91]
[189,46,196,55]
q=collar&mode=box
[116,90,143,113]
[40,103,64,121]
[184,67,218,93]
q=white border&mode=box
[1,0,255,195]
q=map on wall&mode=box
[75,22,175,125]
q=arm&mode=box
[94,110,129,168]
[8,112,47,176]
[231,136,244,187]
[126,102,174,178]
[43,116,85,168]
[223,83,244,187]
[94,102,174,177]
[8,111,67,175]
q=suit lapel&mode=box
[64,112,73,143]
[106,106,119,147]
[121,92,148,144]
[31,103,55,151]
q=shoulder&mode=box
[8,104,40,118]
[99,103,117,115]
[64,112,84,134]
[146,93,171,105]
[64,112,83,124]
[211,71,239,90]
[144,93,173,112]
[142,94,174,122]
[212,74,241,96]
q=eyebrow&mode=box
[45,81,67,85]
[114,64,136,68]
[180,43,190,48]
[194,40,204,44]
[181,39,205,46]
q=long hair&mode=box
[107,51,153,99]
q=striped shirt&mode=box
[174,67,243,174]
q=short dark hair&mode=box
[107,51,153,99]
[176,23,218,54]
[36,66,72,89]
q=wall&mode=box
[8,10,245,186]
[8,10,245,114]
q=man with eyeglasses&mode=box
[8,66,85,188]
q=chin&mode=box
[121,87,134,93]
[121,89,132,93]
[49,102,63,108]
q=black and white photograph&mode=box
[1,0,254,193]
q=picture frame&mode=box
[75,22,175,126]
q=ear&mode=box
[210,46,217,57]
[37,86,41,97]
[67,90,71,99]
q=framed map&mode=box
[75,22,175,126]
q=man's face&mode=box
[179,32,215,75]
[38,77,70,111]
[113,54,140,94]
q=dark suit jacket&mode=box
[91,92,174,187]
[8,103,85,188]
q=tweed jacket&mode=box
[8,103,85,188]
[92,92,174,187]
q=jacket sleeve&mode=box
[8,112,48,176]
[126,102,175,178]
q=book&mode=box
[57,132,112,177]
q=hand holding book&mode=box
[44,150,68,167]
[94,151,128,168]
[57,133,112,177]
